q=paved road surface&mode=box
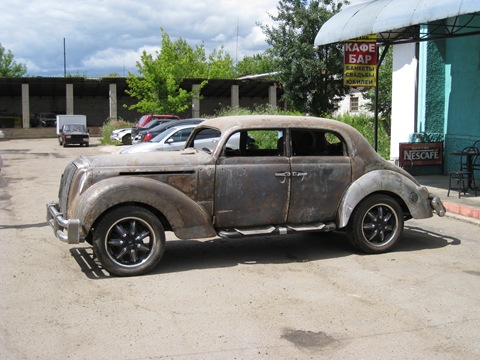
[1,138,479,359]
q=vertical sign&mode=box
[344,35,377,87]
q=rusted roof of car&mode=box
[200,115,359,135]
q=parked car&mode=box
[58,124,89,147]
[132,118,205,144]
[130,114,180,140]
[122,122,229,154]
[121,125,197,154]
[37,113,57,127]
[110,128,133,145]
[47,115,446,276]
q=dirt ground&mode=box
[1,137,479,359]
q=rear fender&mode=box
[337,170,432,228]
[72,176,216,239]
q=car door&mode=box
[214,129,290,228]
[287,129,352,223]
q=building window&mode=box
[350,96,359,112]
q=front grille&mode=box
[68,135,88,142]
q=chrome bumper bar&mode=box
[46,202,84,244]
[429,194,446,217]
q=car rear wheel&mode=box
[347,194,404,253]
[92,206,165,276]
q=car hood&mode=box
[79,148,212,171]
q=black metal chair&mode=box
[448,146,478,198]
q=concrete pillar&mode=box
[66,84,74,114]
[109,83,118,120]
[192,84,200,118]
[21,84,30,128]
[231,85,239,108]
[268,85,277,108]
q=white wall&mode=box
[334,90,372,116]
[390,43,418,160]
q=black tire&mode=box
[92,206,166,276]
[122,134,132,145]
[347,194,404,254]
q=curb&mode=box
[443,201,480,226]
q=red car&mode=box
[131,114,180,139]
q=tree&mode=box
[126,30,236,114]
[260,0,347,115]
[362,46,393,134]
[0,43,27,77]
[236,53,278,76]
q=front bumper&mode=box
[429,193,446,217]
[46,202,84,244]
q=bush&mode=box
[331,113,390,160]
[100,118,135,145]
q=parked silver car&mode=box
[47,115,446,276]
[120,125,199,154]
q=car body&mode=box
[47,115,446,276]
[132,118,205,144]
[110,128,133,145]
[58,124,89,147]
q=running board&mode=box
[218,222,336,239]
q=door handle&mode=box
[275,171,291,177]
[292,172,308,177]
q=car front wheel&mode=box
[347,194,404,253]
[122,134,132,145]
[92,206,166,276]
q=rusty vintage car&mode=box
[47,115,446,276]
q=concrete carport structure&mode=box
[314,0,480,175]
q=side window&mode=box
[291,129,345,156]
[225,129,285,157]
[169,128,193,143]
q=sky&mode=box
[0,0,367,78]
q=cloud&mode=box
[0,0,367,77]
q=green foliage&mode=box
[236,53,279,76]
[249,130,279,149]
[0,43,27,77]
[215,104,303,117]
[260,0,347,115]
[126,29,237,115]
[100,118,134,145]
[333,113,391,159]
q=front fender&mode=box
[72,176,217,239]
[337,170,433,228]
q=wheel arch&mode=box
[73,176,217,241]
[337,170,432,228]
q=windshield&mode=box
[64,124,85,132]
